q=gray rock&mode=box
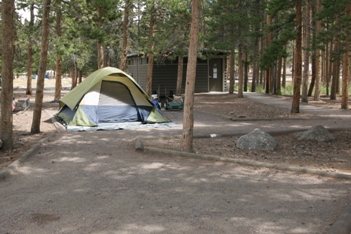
[297,125,335,142]
[236,128,276,150]
[0,139,2,149]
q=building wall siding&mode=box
[151,64,209,96]
[138,65,148,89]
[127,63,148,89]
[127,56,226,96]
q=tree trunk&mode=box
[282,55,286,88]
[326,40,333,96]
[237,44,244,98]
[97,42,104,69]
[145,3,156,96]
[182,0,200,152]
[71,61,78,89]
[55,58,62,101]
[330,39,339,100]
[26,47,33,95]
[26,3,34,96]
[31,0,51,134]
[308,55,316,96]
[251,34,259,92]
[313,0,322,101]
[176,56,184,96]
[276,56,282,95]
[120,0,130,72]
[244,53,248,92]
[272,64,276,94]
[265,1,272,94]
[301,0,310,103]
[0,0,15,151]
[341,4,351,109]
[229,49,235,94]
[251,57,258,92]
[78,70,83,84]
[260,36,265,85]
[54,0,62,101]
[336,57,341,94]
[291,0,302,113]
[291,50,295,83]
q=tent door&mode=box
[97,81,141,123]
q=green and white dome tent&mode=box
[56,67,170,130]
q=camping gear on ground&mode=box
[165,88,184,111]
[13,97,30,113]
[150,93,161,110]
[56,67,169,127]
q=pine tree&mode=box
[182,0,200,152]
[0,0,15,150]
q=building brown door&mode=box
[209,58,223,92]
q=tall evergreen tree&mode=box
[182,0,201,152]
[291,0,302,113]
[0,0,15,151]
[31,0,51,133]
[54,0,62,101]
[120,0,132,71]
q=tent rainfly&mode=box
[56,67,169,127]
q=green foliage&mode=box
[7,0,351,93]
[260,0,296,71]
[314,0,351,48]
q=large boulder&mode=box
[236,128,276,150]
[297,125,335,142]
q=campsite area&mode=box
[1,77,351,233]
[2,77,351,174]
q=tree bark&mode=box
[313,0,322,101]
[229,49,235,94]
[244,53,248,92]
[97,42,104,69]
[330,39,339,100]
[120,0,130,72]
[341,4,351,109]
[251,35,259,92]
[282,55,286,88]
[237,44,244,98]
[145,3,156,96]
[54,0,62,101]
[301,0,310,102]
[265,7,272,94]
[291,0,302,113]
[276,56,282,95]
[71,61,78,89]
[55,58,62,101]
[182,0,200,152]
[308,55,316,96]
[176,56,184,96]
[325,41,330,96]
[26,3,34,95]
[0,0,15,151]
[31,0,51,134]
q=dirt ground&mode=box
[147,94,351,174]
[2,86,351,175]
[0,86,62,168]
